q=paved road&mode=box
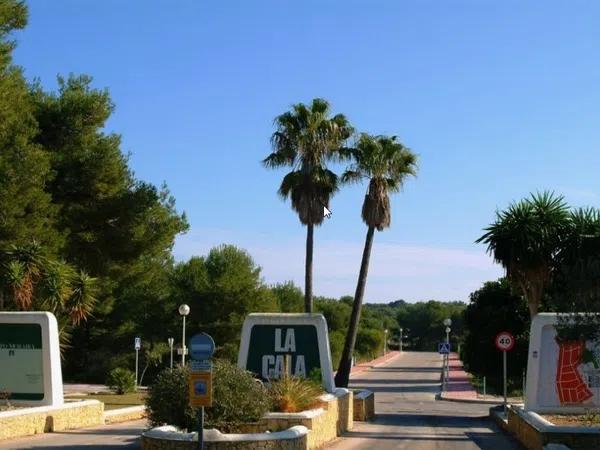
[327,352,522,450]
[0,419,146,449]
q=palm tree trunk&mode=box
[304,223,314,313]
[528,286,540,318]
[335,226,375,387]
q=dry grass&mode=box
[543,410,600,427]
[268,377,323,413]
[66,392,146,411]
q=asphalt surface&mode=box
[0,419,146,449]
[0,352,521,449]
[326,351,523,450]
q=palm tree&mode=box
[476,192,569,318]
[2,241,45,310]
[1,243,97,351]
[335,134,417,387]
[263,98,353,313]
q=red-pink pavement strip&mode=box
[440,352,481,401]
[350,351,400,376]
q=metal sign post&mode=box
[134,337,141,388]
[168,337,174,371]
[188,333,216,450]
[438,342,451,390]
[495,331,515,416]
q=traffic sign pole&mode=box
[134,337,141,389]
[494,331,515,417]
[135,349,139,389]
[503,350,507,416]
[188,333,215,450]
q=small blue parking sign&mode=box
[189,333,215,361]
[438,342,451,354]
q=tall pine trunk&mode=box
[335,226,375,387]
[304,223,314,313]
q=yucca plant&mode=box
[267,356,323,413]
[476,192,570,318]
[268,376,323,413]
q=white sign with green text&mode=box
[0,312,63,406]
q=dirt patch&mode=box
[543,412,600,427]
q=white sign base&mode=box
[0,312,63,406]
[525,313,600,413]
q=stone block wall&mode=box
[505,406,600,450]
[141,426,308,450]
[0,400,104,440]
[261,389,353,449]
[353,390,374,422]
[104,405,146,424]
[142,390,354,450]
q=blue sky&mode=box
[13,1,600,302]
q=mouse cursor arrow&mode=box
[324,206,332,219]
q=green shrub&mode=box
[145,360,271,432]
[268,376,323,413]
[207,359,271,432]
[355,328,384,360]
[107,368,136,395]
[146,367,196,430]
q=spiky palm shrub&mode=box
[476,192,570,318]
[0,242,98,352]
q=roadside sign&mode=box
[189,371,213,407]
[495,331,515,352]
[189,333,215,361]
[134,337,141,351]
[191,359,212,372]
[495,331,515,416]
[438,342,451,354]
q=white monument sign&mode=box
[237,313,335,393]
[525,313,600,413]
[0,312,63,406]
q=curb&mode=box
[350,351,400,376]
[436,392,504,405]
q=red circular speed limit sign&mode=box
[495,331,515,352]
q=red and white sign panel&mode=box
[495,331,515,352]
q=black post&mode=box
[198,406,204,450]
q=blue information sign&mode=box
[189,333,215,361]
[438,342,451,354]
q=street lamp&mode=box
[443,318,452,389]
[168,337,174,371]
[384,329,388,355]
[399,328,403,353]
[179,304,190,366]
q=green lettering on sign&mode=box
[246,325,320,380]
[0,324,44,400]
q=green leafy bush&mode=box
[107,368,136,395]
[268,376,323,413]
[145,367,196,430]
[145,360,271,432]
[207,359,271,432]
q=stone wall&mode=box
[0,400,104,440]
[142,426,308,450]
[500,405,600,450]
[353,390,374,422]
[261,388,353,449]
[104,405,146,424]
[142,389,354,450]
